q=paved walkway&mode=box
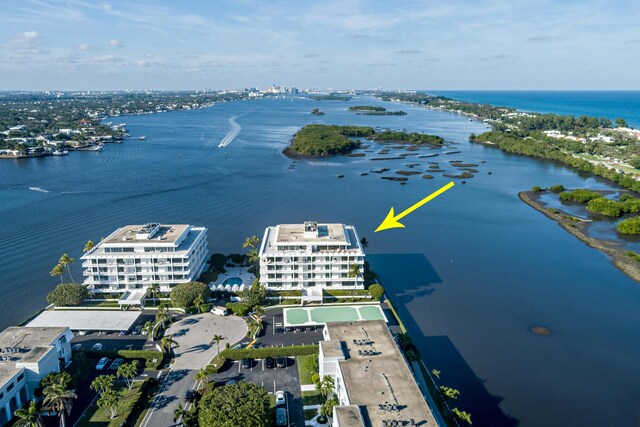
[140,313,247,427]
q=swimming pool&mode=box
[222,277,243,286]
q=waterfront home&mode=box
[258,221,365,290]
[81,222,208,293]
[0,326,74,425]
[319,320,437,426]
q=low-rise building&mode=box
[320,320,438,427]
[258,221,365,290]
[81,222,208,292]
[0,326,73,425]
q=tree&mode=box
[304,354,319,375]
[97,389,120,420]
[13,400,44,427]
[194,294,205,312]
[83,240,95,253]
[615,118,628,128]
[147,283,160,301]
[348,263,362,298]
[628,157,640,170]
[242,235,259,249]
[194,368,208,392]
[320,397,338,419]
[90,375,114,396]
[40,371,72,390]
[58,254,76,284]
[174,403,189,424]
[43,381,77,427]
[170,282,210,308]
[368,284,385,301]
[198,382,271,427]
[210,334,226,354]
[247,249,260,274]
[47,283,89,307]
[452,408,473,425]
[531,185,542,192]
[431,369,441,379]
[440,386,461,400]
[360,237,369,248]
[72,352,87,376]
[117,361,139,390]
[240,279,266,309]
[49,264,64,284]
[316,375,335,400]
[160,334,178,354]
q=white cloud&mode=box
[22,31,39,40]
[90,54,122,63]
[78,43,90,50]
[109,39,123,47]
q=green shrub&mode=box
[206,354,226,374]
[626,251,640,262]
[549,184,565,192]
[170,282,210,308]
[226,302,250,316]
[617,217,640,234]
[368,284,385,300]
[221,345,319,360]
[82,350,164,370]
[531,186,542,192]
[47,283,89,306]
[559,189,603,203]
[210,253,227,270]
[199,303,213,313]
[587,198,624,217]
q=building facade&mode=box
[0,327,73,425]
[320,320,438,427]
[81,223,208,293]
[258,221,365,290]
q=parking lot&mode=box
[258,308,324,347]
[213,356,305,427]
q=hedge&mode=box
[81,349,164,369]
[221,344,319,360]
[170,281,210,308]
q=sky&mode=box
[1,0,639,91]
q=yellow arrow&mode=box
[375,181,455,232]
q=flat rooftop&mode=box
[276,223,348,244]
[28,310,141,331]
[326,320,436,426]
[104,224,190,245]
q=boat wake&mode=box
[218,116,241,148]
[28,186,50,193]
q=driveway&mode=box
[140,313,247,427]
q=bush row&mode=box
[221,344,319,360]
[81,349,164,369]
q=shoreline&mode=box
[519,190,640,284]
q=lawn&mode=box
[77,381,144,427]
[304,408,319,420]
[297,355,316,385]
[302,390,323,406]
[131,379,161,427]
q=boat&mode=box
[51,150,69,156]
[138,136,147,140]
[75,144,103,151]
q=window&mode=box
[16,373,24,382]
[7,383,14,391]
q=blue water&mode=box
[430,91,640,128]
[1,96,639,426]
[222,277,243,286]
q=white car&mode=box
[95,357,110,370]
[91,343,103,351]
[275,390,286,406]
[71,343,82,351]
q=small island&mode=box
[309,94,352,101]
[311,108,325,116]
[284,125,445,157]
[348,105,407,115]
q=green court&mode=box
[283,304,387,327]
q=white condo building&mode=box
[258,221,365,290]
[0,327,74,425]
[81,223,208,293]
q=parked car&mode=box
[185,390,197,402]
[241,358,252,369]
[276,357,286,368]
[71,343,82,351]
[226,379,237,386]
[252,342,262,349]
[125,344,135,350]
[275,407,287,426]
[275,390,286,406]
[109,358,125,370]
[91,343,103,351]
[132,326,142,335]
[95,357,110,370]
[265,357,275,369]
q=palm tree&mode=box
[348,263,362,298]
[49,264,64,284]
[72,352,87,377]
[14,400,44,427]
[194,368,208,392]
[43,382,77,427]
[193,294,205,312]
[90,375,114,397]
[160,334,178,354]
[147,283,160,303]
[242,235,259,249]
[316,375,335,400]
[360,237,369,249]
[210,334,226,354]
[173,403,189,425]
[247,249,260,274]
[58,253,76,284]
[83,240,95,254]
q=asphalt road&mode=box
[139,313,247,427]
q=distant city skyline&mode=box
[1,0,639,91]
